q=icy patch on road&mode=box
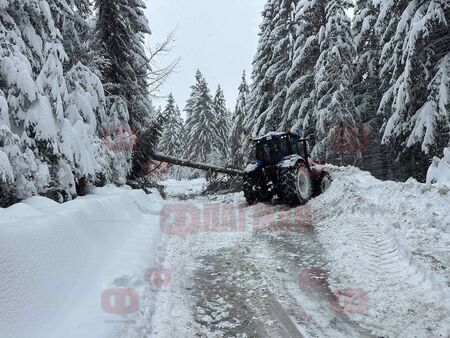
[312,166,450,337]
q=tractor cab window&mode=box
[255,141,281,164]
[280,138,290,157]
[290,138,303,156]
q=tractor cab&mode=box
[253,132,309,166]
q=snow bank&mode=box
[427,147,450,186]
[312,166,450,337]
[0,186,165,338]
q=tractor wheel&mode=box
[243,173,257,205]
[243,171,273,205]
[279,162,313,205]
[315,172,332,196]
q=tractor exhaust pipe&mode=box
[150,151,245,176]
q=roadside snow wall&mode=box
[312,166,450,337]
[0,186,164,338]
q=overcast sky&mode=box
[146,0,266,114]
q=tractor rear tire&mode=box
[315,172,332,196]
[279,162,313,205]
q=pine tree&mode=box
[243,0,278,140]
[230,71,250,168]
[158,94,184,157]
[184,71,216,167]
[259,0,296,135]
[377,0,450,181]
[313,0,358,164]
[95,0,152,129]
[212,85,230,165]
[353,0,385,178]
[61,0,95,69]
[0,0,134,205]
[282,0,326,137]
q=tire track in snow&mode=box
[312,176,450,338]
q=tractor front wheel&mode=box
[315,172,332,196]
[243,171,273,205]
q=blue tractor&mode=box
[243,132,332,205]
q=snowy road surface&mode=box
[1,168,449,337]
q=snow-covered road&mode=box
[1,168,449,338]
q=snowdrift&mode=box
[0,186,164,338]
[312,166,450,337]
[427,147,450,186]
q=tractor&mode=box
[148,131,331,205]
[242,132,331,205]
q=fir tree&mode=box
[95,0,152,129]
[282,0,326,137]
[184,70,215,166]
[353,0,385,178]
[313,0,358,164]
[377,0,450,181]
[212,85,230,165]
[158,94,184,157]
[259,0,296,135]
[230,71,250,168]
[243,0,277,141]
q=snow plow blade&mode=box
[150,152,245,176]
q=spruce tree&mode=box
[230,71,250,168]
[282,0,326,137]
[183,70,215,167]
[313,0,358,164]
[0,0,133,204]
[377,0,450,181]
[353,0,385,178]
[158,94,184,157]
[212,85,230,165]
[95,0,152,129]
[259,0,295,135]
[243,0,277,141]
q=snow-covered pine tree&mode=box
[230,71,250,168]
[352,0,385,178]
[313,0,358,164]
[60,0,94,69]
[377,0,450,181]
[184,70,216,169]
[243,0,277,143]
[0,0,133,205]
[95,0,153,129]
[282,0,326,138]
[259,0,296,135]
[212,85,230,165]
[158,93,184,157]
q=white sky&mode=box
[146,0,266,114]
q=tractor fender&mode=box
[245,160,264,173]
[277,155,306,169]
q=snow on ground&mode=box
[0,185,166,338]
[1,170,449,338]
[312,166,450,337]
[162,178,206,197]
